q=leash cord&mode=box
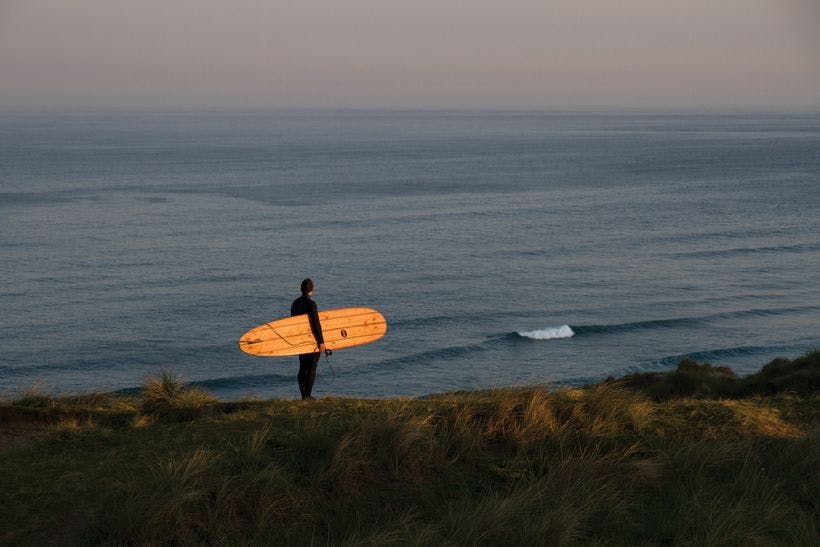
[322,350,336,385]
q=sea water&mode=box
[1,110,819,399]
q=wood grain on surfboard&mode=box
[238,307,387,357]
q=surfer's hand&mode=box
[319,343,326,353]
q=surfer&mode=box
[290,278,325,399]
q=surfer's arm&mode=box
[308,302,325,347]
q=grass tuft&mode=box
[11,381,53,408]
[132,413,154,428]
[140,370,217,416]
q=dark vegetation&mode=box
[618,348,820,400]
[1,352,818,545]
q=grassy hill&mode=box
[1,351,818,545]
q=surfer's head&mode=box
[300,278,314,295]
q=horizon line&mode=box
[2,105,820,116]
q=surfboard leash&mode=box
[322,349,336,385]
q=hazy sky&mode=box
[1,0,819,110]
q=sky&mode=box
[1,0,819,110]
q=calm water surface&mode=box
[1,111,819,398]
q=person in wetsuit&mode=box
[290,278,325,399]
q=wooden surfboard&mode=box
[238,307,387,357]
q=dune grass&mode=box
[0,352,818,545]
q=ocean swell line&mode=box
[515,305,820,340]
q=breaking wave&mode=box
[516,325,575,340]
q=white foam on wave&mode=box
[517,325,575,340]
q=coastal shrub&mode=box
[622,350,820,400]
[620,359,738,400]
[741,350,820,396]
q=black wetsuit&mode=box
[290,293,324,399]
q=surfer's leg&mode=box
[303,353,319,398]
[298,354,312,399]
[297,367,306,398]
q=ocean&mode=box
[2,110,819,399]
